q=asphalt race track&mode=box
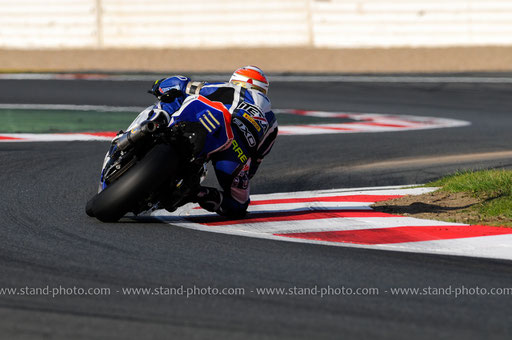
[1,75,512,339]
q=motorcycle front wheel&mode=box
[86,143,178,222]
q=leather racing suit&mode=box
[146,76,278,217]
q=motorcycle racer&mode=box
[144,66,278,218]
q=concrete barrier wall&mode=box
[0,0,98,48]
[312,0,512,47]
[101,0,310,47]
[1,0,512,48]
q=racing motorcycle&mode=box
[86,95,232,222]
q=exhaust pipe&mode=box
[116,121,158,150]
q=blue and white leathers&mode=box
[129,76,278,215]
[168,94,234,158]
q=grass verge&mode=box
[0,109,136,133]
[373,169,512,227]
[426,169,512,226]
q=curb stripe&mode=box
[355,122,412,128]
[294,125,353,131]
[276,225,512,245]
[187,209,400,226]
[78,132,117,138]
[250,194,404,205]
[0,136,23,140]
[148,186,512,260]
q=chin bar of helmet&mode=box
[115,121,158,151]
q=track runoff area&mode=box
[1,73,511,261]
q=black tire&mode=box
[85,196,96,217]
[87,144,178,222]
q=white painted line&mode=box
[391,234,512,259]
[174,216,464,235]
[0,103,143,112]
[227,202,375,213]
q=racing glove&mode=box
[148,76,190,103]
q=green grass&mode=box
[0,109,136,133]
[0,109,346,134]
[427,169,512,197]
[427,170,512,226]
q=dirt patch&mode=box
[372,191,496,225]
[1,46,512,73]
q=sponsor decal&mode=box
[237,102,262,116]
[243,113,261,132]
[199,110,221,133]
[233,118,256,147]
[237,102,268,132]
[232,139,248,163]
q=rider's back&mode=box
[196,82,277,160]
